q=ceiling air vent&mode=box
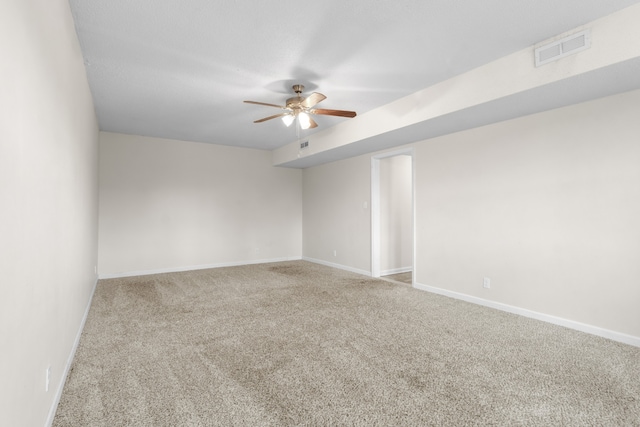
[535,29,591,67]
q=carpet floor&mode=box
[53,261,640,426]
[383,271,412,285]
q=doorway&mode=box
[371,148,414,285]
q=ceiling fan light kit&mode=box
[298,112,311,130]
[244,85,357,130]
[282,114,295,127]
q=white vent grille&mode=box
[535,30,591,67]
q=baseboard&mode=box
[381,267,412,276]
[98,256,303,279]
[413,282,640,348]
[46,276,99,427]
[302,256,371,277]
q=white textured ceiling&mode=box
[69,0,640,153]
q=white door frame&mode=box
[371,147,415,283]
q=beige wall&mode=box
[0,0,99,426]
[302,155,371,274]
[98,133,302,276]
[302,89,640,341]
[380,155,412,274]
[415,88,640,339]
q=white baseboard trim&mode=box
[413,282,640,348]
[302,257,372,277]
[46,276,99,427]
[98,256,303,279]
[381,267,412,276]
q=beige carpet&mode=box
[383,271,412,285]
[54,261,640,426]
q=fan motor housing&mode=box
[286,96,303,110]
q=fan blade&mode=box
[308,117,318,128]
[244,100,287,109]
[254,113,289,123]
[310,108,357,118]
[301,92,326,108]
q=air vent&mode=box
[300,141,309,149]
[535,30,591,67]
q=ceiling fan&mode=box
[244,85,357,130]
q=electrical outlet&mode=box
[483,277,491,289]
[45,366,51,392]
[333,250,337,257]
